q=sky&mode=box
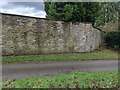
[0,0,46,18]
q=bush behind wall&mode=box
[105,30,120,50]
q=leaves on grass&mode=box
[2,71,118,88]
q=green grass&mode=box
[2,49,118,63]
[2,71,118,88]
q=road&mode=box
[2,60,118,81]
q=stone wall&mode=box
[101,22,118,32]
[2,13,102,55]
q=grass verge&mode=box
[2,49,118,63]
[2,71,118,88]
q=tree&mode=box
[95,2,119,27]
[44,2,119,28]
[44,2,56,19]
[45,2,101,22]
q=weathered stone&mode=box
[2,13,102,55]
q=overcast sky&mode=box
[0,0,46,18]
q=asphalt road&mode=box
[2,60,118,81]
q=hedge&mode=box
[105,31,120,50]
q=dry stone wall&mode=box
[2,13,101,55]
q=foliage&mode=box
[2,71,118,88]
[95,2,119,27]
[105,31,120,49]
[44,2,119,27]
[45,2,101,22]
[2,49,118,63]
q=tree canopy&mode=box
[44,2,119,27]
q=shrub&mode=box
[105,31,120,50]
